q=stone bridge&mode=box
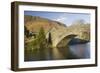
[46,25,90,47]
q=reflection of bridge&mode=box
[46,26,90,47]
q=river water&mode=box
[69,42,90,59]
[24,42,90,61]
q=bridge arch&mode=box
[52,34,77,47]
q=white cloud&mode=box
[54,13,68,24]
[56,16,66,21]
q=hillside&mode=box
[24,15,67,33]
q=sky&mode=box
[24,11,90,26]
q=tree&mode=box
[48,32,52,45]
[24,26,29,38]
[36,27,46,48]
[35,27,47,60]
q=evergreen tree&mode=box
[36,27,46,48]
[48,32,52,45]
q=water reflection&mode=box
[69,42,90,58]
[24,42,90,61]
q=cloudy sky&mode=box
[24,11,90,26]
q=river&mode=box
[24,42,90,61]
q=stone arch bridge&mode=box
[46,27,90,47]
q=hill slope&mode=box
[24,15,67,33]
